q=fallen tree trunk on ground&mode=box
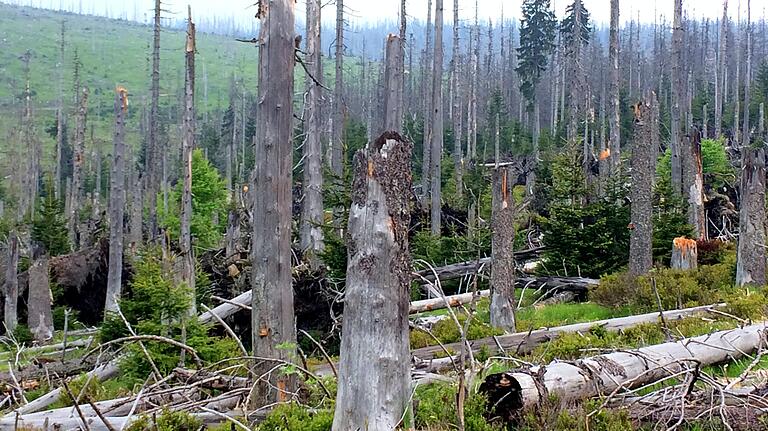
[480,322,767,420]
[414,247,544,282]
[411,303,724,361]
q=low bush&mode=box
[257,402,334,431]
[125,409,202,431]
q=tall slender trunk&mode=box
[490,165,516,331]
[331,0,344,177]
[715,1,728,138]
[300,0,325,265]
[383,35,404,133]
[742,0,752,143]
[452,0,462,199]
[629,91,660,276]
[104,87,128,315]
[609,0,621,169]
[670,0,684,194]
[146,0,162,241]
[69,87,88,249]
[180,8,196,314]
[55,21,65,200]
[734,7,741,144]
[332,132,413,431]
[250,0,296,406]
[3,231,19,334]
[421,0,434,204]
[430,0,444,236]
[736,145,766,287]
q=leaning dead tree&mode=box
[104,87,128,315]
[299,0,324,265]
[3,231,19,333]
[490,165,516,331]
[251,0,297,406]
[628,92,659,276]
[481,323,767,419]
[736,146,766,286]
[332,131,413,431]
[179,8,196,312]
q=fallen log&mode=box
[411,303,724,361]
[0,354,97,382]
[480,322,767,420]
[0,410,243,430]
[414,247,544,282]
[410,291,491,313]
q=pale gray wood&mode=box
[609,0,621,168]
[670,0,684,194]
[332,134,413,431]
[736,146,766,286]
[331,0,344,177]
[382,35,403,134]
[146,0,162,240]
[715,1,728,138]
[3,231,19,334]
[250,0,297,406]
[429,0,444,236]
[27,257,53,342]
[490,166,516,331]
[69,87,88,249]
[180,8,196,313]
[671,238,698,271]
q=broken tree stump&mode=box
[27,256,53,342]
[332,132,413,431]
[671,237,698,270]
[490,165,516,331]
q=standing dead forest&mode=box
[2,0,768,429]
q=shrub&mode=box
[31,176,70,256]
[257,402,333,431]
[125,409,202,431]
[414,382,501,431]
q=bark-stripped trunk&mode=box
[250,0,297,406]
[331,0,344,177]
[299,0,324,265]
[27,257,53,342]
[429,0,444,236]
[3,232,19,334]
[451,0,462,199]
[671,237,698,270]
[736,146,766,287]
[629,92,659,276]
[146,0,162,241]
[69,87,88,249]
[742,0,752,143]
[609,0,621,169]
[490,166,516,331]
[399,0,407,126]
[180,9,196,313]
[382,35,404,133]
[55,21,65,200]
[567,0,584,145]
[482,323,766,419]
[715,1,728,138]
[421,0,434,205]
[332,132,413,431]
[104,88,128,315]
[670,0,684,194]
[683,129,706,239]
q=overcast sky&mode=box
[5,0,763,27]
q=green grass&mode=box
[516,302,630,330]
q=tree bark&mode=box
[146,0,162,241]
[332,132,413,431]
[250,0,297,406]
[27,257,53,342]
[670,0,684,194]
[299,0,324,265]
[629,91,659,275]
[736,146,766,286]
[715,1,728,138]
[55,21,65,200]
[382,35,403,133]
[490,167,516,331]
[421,0,434,206]
[683,129,706,239]
[429,0,444,236]
[331,0,344,177]
[3,231,19,334]
[671,237,698,270]
[742,0,752,144]
[104,88,128,315]
[452,0,462,199]
[180,8,196,313]
[609,0,621,169]
[481,323,765,418]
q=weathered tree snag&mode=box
[3,231,19,334]
[715,1,728,138]
[421,0,434,204]
[742,0,752,144]
[490,166,516,331]
[671,237,698,270]
[629,91,659,276]
[331,0,344,178]
[429,0,444,236]
[736,147,766,286]
[608,0,620,169]
[670,0,684,194]
[481,323,766,419]
[382,35,403,134]
[146,0,162,240]
[180,8,196,313]
[299,0,324,266]
[683,128,706,239]
[451,0,462,199]
[69,86,89,249]
[27,257,53,342]
[104,88,128,315]
[332,132,413,431]
[251,0,297,407]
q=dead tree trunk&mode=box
[382,35,404,133]
[490,166,516,331]
[332,132,413,431]
[451,0,462,199]
[481,323,766,419]
[250,0,297,406]
[670,0,684,194]
[683,129,706,239]
[629,91,659,275]
[331,0,344,178]
[104,88,128,315]
[609,0,621,169]
[671,237,698,270]
[742,0,752,143]
[430,0,444,236]
[715,1,728,138]
[299,0,324,265]
[3,231,19,334]
[27,257,53,342]
[421,0,434,206]
[146,0,162,241]
[69,87,88,249]
[55,21,65,200]
[180,9,196,312]
[736,146,766,286]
